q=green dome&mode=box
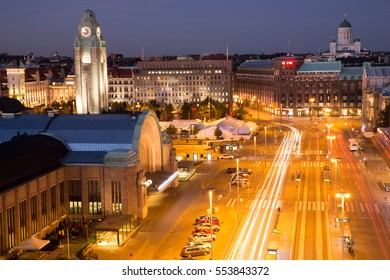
[339,18,351,28]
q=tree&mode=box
[376,103,390,129]
[192,125,199,137]
[214,126,223,139]
[165,124,178,138]
[180,102,192,119]
[232,104,248,120]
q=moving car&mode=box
[219,154,234,159]
[180,245,210,258]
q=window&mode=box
[41,190,48,227]
[50,186,56,221]
[68,180,82,214]
[19,201,27,241]
[7,206,16,250]
[31,195,38,233]
[112,181,122,214]
[59,181,66,215]
[88,180,102,215]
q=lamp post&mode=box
[325,123,333,137]
[254,136,257,186]
[271,112,275,149]
[206,187,216,260]
[335,191,351,260]
[327,135,336,156]
[331,157,342,190]
[309,97,315,124]
[135,101,141,112]
[236,158,240,224]
[264,125,267,168]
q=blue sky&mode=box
[1,0,389,58]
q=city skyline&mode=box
[2,0,390,58]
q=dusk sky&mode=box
[2,0,390,58]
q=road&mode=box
[92,112,389,260]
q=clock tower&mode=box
[74,9,108,114]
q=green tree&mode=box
[232,104,248,120]
[165,124,178,138]
[214,126,223,139]
[180,101,192,119]
[192,125,199,137]
[376,103,390,129]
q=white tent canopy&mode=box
[14,236,50,251]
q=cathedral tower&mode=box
[74,10,108,114]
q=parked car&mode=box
[219,154,234,159]
[231,172,249,178]
[187,241,212,249]
[239,167,253,175]
[230,177,249,185]
[197,217,220,226]
[192,228,212,235]
[180,245,210,258]
[195,223,220,232]
[194,215,219,224]
[188,232,216,242]
[227,167,237,173]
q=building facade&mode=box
[0,111,178,256]
[74,10,108,114]
[328,16,362,56]
[107,66,136,107]
[135,58,233,108]
[235,56,363,117]
[362,65,390,130]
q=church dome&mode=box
[339,18,352,28]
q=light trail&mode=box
[228,124,301,259]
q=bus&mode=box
[348,138,359,151]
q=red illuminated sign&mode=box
[282,60,294,66]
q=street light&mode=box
[309,98,315,124]
[327,135,336,156]
[264,125,267,168]
[236,158,241,224]
[271,112,275,149]
[325,123,333,137]
[206,187,216,260]
[335,191,351,260]
[254,136,257,186]
[331,157,342,190]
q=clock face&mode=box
[96,27,101,37]
[81,26,91,37]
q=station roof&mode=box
[0,134,70,191]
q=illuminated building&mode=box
[134,58,233,107]
[235,56,363,117]
[74,10,108,114]
[0,110,178,255]
[326,16,363,57]
[362,65,390,130]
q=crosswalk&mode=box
[224,198,381,214]
[304,150,327,155]
[300,161,353,169]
